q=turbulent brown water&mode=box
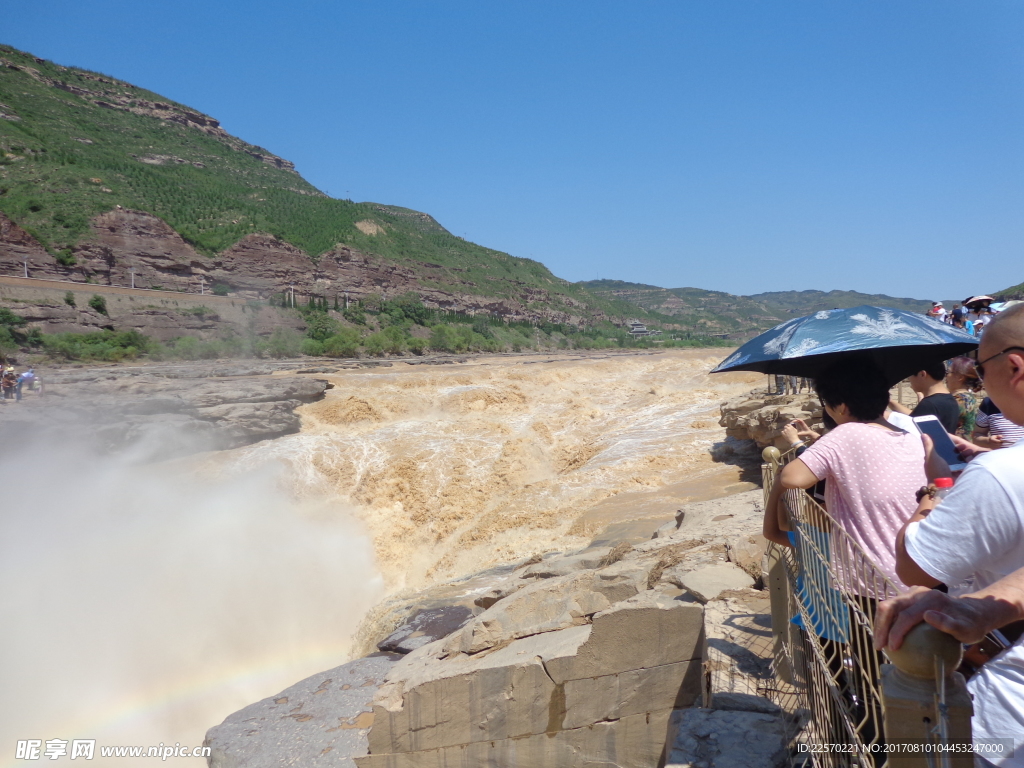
[0,349,759,766]
[225,349,762,590]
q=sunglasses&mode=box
[971,346,1024,380]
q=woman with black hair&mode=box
[775,356,926,595]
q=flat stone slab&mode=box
[665,708,790,768]
[205,654,400,768]
[678,564,755,603]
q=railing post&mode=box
[881,622,973,767]
[762,447,801,684]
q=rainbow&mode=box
[2,642,355,767]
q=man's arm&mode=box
[895,513,941,588]
[888,399,912,415]
[875,570,1024,651]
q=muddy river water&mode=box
[230,349,763,589]
[1,348,762,766]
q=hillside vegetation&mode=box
[0,44,636,319]
[747,289,932,314]
[581,280,942,338]
[995,282,1024,300]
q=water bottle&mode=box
[934,477,954,502]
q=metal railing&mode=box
[762,446,971,768]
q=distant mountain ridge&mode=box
[746,289,933,314]
[580,280,940,338]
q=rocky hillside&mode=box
[0,45,641,326]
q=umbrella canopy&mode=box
[964,295,995,309]
[711,305,978,385]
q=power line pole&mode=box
[129,267,135,289]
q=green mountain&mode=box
[0,44,642,321]
[579,281,943,338]
[995,282,1024,300]
[579,280,787,336]
[746,289,933,314]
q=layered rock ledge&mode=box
[0,360,330,458]
[205,490,805,768]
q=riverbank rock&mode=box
[718,392,823,448]
[207,489,798,767]
[0,361,329,458]
[204,654,400,768]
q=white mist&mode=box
[0,430,383,767]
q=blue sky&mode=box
[5,1,1023,299]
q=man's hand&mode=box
[951,432,989,460]
[921,435,952,482]
[875,587,1019,651]
[889,399,912,416]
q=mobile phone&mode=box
[913,415,967,472]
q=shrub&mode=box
[39,329,153,361]
[64,291,76,307]
[322,328,361,358]
[170,336,202,360]
[408,337,427,355]
[342,305,366,325]
[266,327,303,358]
[362,327,406,357]
[304,311,339,341]
[88,294,108,315]
[55,249,76,267]
[212,283,229,296]
[429,324,457,352]
[300,338,324,356]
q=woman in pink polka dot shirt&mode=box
[777,357,927,599]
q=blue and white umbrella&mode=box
[711,305,978,385]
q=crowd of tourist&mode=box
[760,301,1024,766]
[928,295,1012,338]
[0,364,39,401]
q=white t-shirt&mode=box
[905,440,1024,765]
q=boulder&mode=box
[356,708,674,768]
[370,625,593,754]
[444,564,647,654]
[368,590,705,757]
[718,393,823,448]
[676,564,755,603]
[516,547,612,578]
[205,654,400,768]
[376,606,473,655]
[726,533,768,583]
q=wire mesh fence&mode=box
[763,452,903,768]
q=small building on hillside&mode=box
[627,320,662,337]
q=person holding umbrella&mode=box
[767,356,926,595]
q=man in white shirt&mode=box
[879,302,1024,766]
